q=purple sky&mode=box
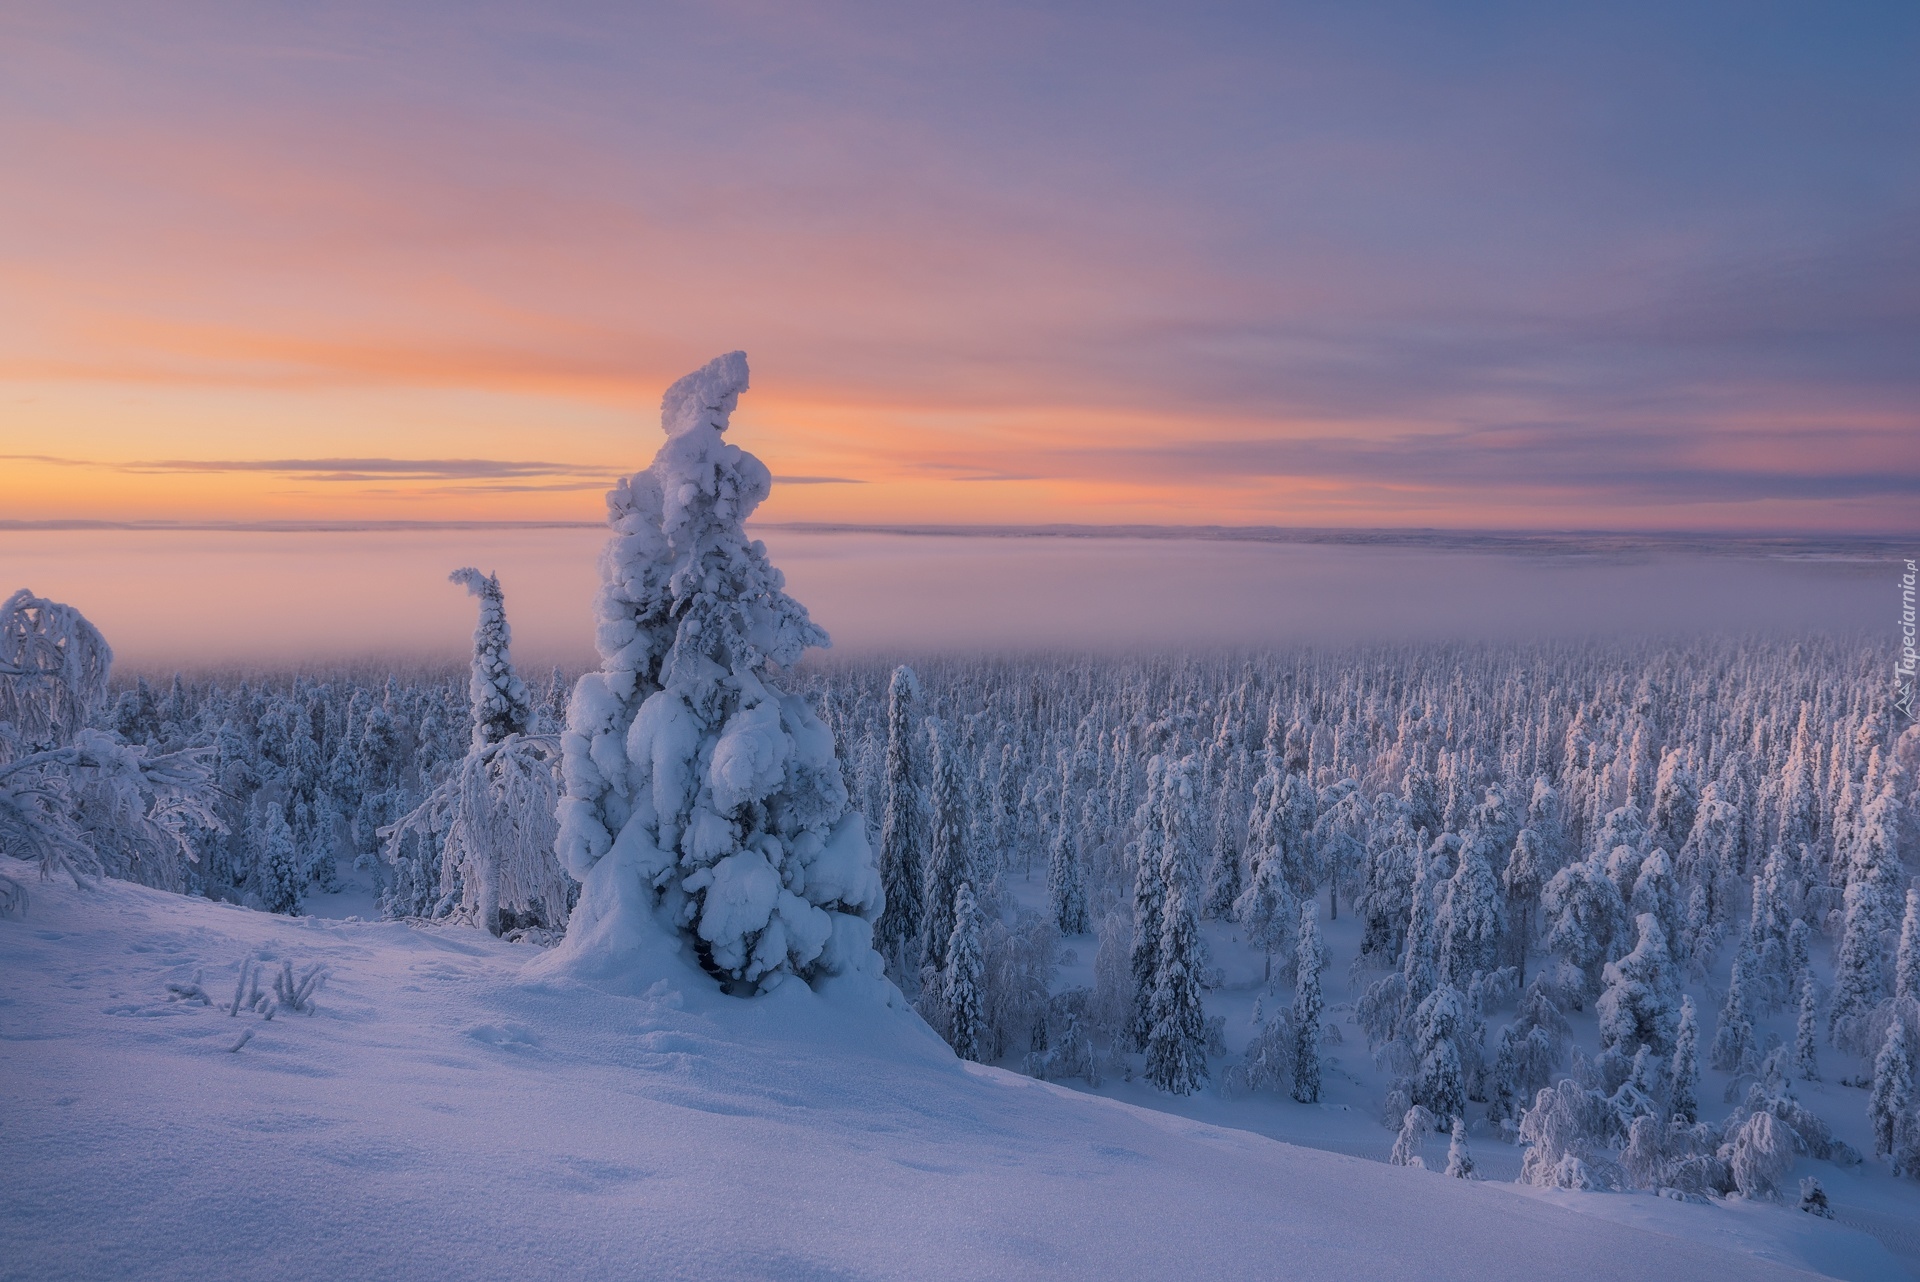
[2,2,1916,533]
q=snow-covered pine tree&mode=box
[1292,900,1324,1103]
[875,665,927,976]
[945,880,986,1062]
[543,353,883,995]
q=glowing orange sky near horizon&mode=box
[3,5,1915,535]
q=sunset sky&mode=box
[4,2,1917,533]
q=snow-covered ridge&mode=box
[0,860,1898,1282]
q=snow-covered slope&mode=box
[0,862,1896,1282]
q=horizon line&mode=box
[0,517,1912,554]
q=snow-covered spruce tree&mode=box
[1871,1020,1914,1168]
[1292,900,1324,1103]
[0,588,214,900]
[1794,975,1821,1082]
[254,801,302,916]
[1541,855,1628,1001]
[1411,984,1467,1125]
[1438,805,1505,988]
[1709,947,1759,1075]
[1146,761,1209,1095]
[543,353,883,995]
[1445,1116,1475,1178]
[1596,912,1678,1059]
[1898,888,1920,1005]
[1047,785,1090,936]
[874,665,926,977]
[452,568,533,746]
[1129,756,1169,1050]
[922,719,972,968]
[381,569,568,936]
[1672,994,1701,1124]
[945,880,986,1062]
[1830,879,1890,1053]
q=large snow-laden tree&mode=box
[0,589,215,904]
[544,353,884,996]
[381,570,570,937]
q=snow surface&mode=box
[2,858,1901,1282]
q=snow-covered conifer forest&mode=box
[4,355,1916,1281]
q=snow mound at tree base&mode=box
[0,860,1898,1282]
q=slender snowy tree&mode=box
[1047,789,1090,935]
[1794,975,1821,1082]
[1146,786,1209,1095]
[1438,808,1505,987]
[1898,889,1920,1006]
[1873,1020,1916,1168]
[384,569,568,936]
[875,666,927,976]
[945,881,986,1062]
[923,719,973,967]
[543,353,883,994]
[1129,756,1169,1050]
[1292,901,1324,1104]
[1710,949,1758,1075]
[449,568,534,747]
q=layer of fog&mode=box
[0,527,1893,670]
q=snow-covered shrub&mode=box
[1025,988,1100,1085]
[985,910,1059,1062]
[544,353,883,995]
[1518,1079,1619,1189]
[1725,1110,1794,1200]
[1221,998,1294,1100]
[1798,1177,1834,1218]
[0,589,215,898]
[1390,1105,1435,1168]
